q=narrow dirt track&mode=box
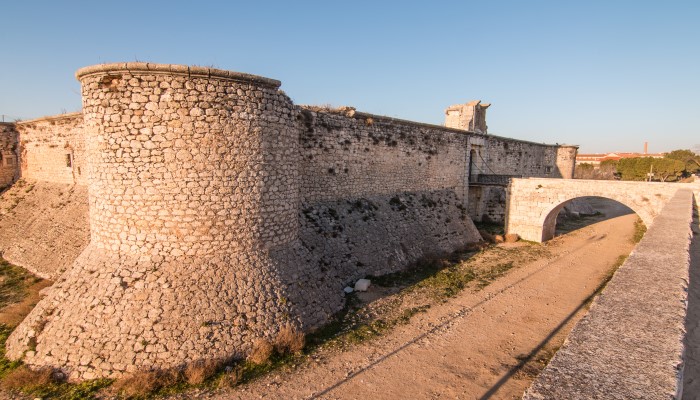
[198,201,638,400]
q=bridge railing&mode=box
[470,174,522,185]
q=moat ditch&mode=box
[0,198,645,399]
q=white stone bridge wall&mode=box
[505,177,696,242]
[524,187,697,398]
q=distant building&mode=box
[576,152,665,166]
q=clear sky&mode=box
[1,0,698,153]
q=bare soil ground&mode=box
[0,181,89,280]
[169,199,639,400]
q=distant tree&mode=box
[575,163,594,179]
[653,158,686,181]
[598,160,619,180]
[665,149,696,161]
[665,149,700,175]
[574,161,618,180]
[617,157,685,182]
[617,158,646,181]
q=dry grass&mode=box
[216,367,242,388]
[111,368,179,397]
[184,359,219,385]
[248,338,274,364]
[275,324,305,355]
[1,365,58,390]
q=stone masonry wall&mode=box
[0,122,19,189]
[464,136,576,223]
[294,107,481,310]
[479,135,575,178]
[16,113,86,185]
[298,108,469,203]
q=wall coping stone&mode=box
[15,112,83,126]
[75,62,281,89]
[300,106,577,149]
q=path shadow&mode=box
[556,196,635,236]
[310,239,607,399]
[478,277,606,399]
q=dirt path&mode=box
[187,201,638,400]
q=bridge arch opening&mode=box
[541,196,644,242]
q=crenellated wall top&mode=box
[75,62,282,89]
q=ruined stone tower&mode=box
[444,100,490,133]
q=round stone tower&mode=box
[6,63,303,380]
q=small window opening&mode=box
[66,154,72,168]
[544,166,552,174]
[5,156,15,166]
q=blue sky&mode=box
[1,1,698,153]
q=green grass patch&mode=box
[476,262,515,289]
[0,257,36,309]
[631,218,647,244]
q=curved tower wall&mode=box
[6,63,303,380]
[78,63,299,255]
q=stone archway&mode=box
[539,197,642,242]
[505,178,687,242]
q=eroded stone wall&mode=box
[16,113,86,185]
[0,122,19,189]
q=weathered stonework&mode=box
[1,62,576,381]
[445,100,489,133]
[16,113,86,185]
[0,122,19,189]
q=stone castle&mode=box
[0,62,577,380]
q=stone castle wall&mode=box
[464,136,577,222]
[15,113,86,185]
[3,62,574,380]
[299,108,469,203]
[0,123,19,189]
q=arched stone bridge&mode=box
[505,177,698,242]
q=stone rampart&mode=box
[524,188,695,399]
[0,122,19,189]
[299,107,470,203]
[15,113,86,185]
